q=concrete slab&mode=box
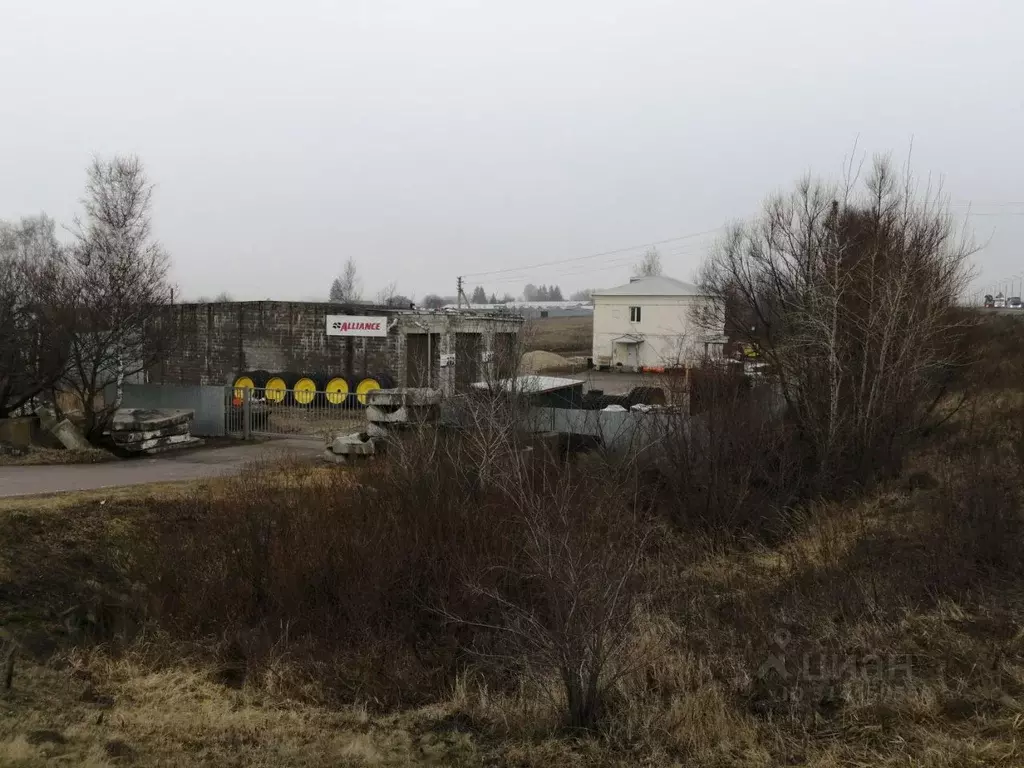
[51,419,92,451]
[111,422,190,445]
[111,409,194,431]
[143,437,205,455]
[330,433,375,456]
[121,433,195,453]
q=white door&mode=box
[625,344,639,369]
[613,342,639,369]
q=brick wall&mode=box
[155,302,396,386]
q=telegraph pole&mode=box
[456,276,463,309]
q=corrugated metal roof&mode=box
[471,375,582,394]
[593,275,703,297]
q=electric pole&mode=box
[456,276,463,310]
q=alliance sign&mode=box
[325,315,387,337]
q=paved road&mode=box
[0,438,323,499]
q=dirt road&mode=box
[0,438,323,498]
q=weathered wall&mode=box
[0,416,51,448]
[592,294,722,370]
[155,302,396,386]
[156,302,524,395]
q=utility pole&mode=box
[456,276,463,310]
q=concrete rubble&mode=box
[35,406,93,452]
[365,388,442,425]
[323,388,442,463]
[109,408,204,455]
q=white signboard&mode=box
[440,353,456,368]
[326,315,387,337]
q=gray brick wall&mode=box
[154,302,523,394]
[156,301,395,385]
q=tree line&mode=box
[0,156,171,438]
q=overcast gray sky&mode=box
[2,0,1022,301]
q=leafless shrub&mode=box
[455,454,654,730]
[700,154,975,487]
[658,361,804,539]
[408,343,656,729]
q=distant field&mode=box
[522,315,593,356]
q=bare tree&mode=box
[699,155,975,484]
[422,294,447,310]
[414,337,653,729]
[570,288,594,302]
[0,215,71,417]
[330,257,361,303]
[472,459,651,729]
[632,247,663,277]
[375,281,398,306]
[62,156,173,438]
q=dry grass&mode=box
[2,454,1022,766]
[0,653,483,767]
[523,316,592,357]
[0,446,114,467]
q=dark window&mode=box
[629,306,642,322]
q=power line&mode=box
[459,225,728,279]
[467,251,709,288]
[463,238,719,287]
[950,201,1024,207]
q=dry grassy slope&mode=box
[522,316,593,357]
[2,464,1024,766]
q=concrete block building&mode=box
[152,301,523,396]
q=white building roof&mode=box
[441,301,592,311]
[593,275,703,297]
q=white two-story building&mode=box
[591,275,725,371]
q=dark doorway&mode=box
[455,333,482,389]
[494,332,518,378]
[406,333,440,388]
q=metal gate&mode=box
[225,385,365,439]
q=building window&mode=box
[629,306,642,323]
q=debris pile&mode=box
[110,409,204,455]
[323,388,441,463]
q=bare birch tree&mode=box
[62,156,172,437]
[330,257,361,302]
[632,247,663,277]
[699,155,975,484]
